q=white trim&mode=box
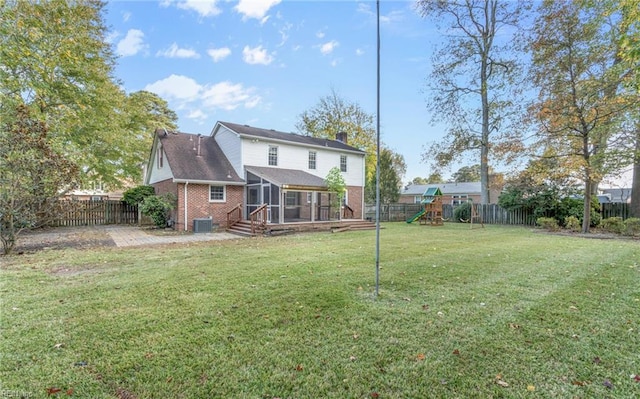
[209,185,226,202]
[173,178,245,186]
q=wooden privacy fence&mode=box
[49,200,138,227]
[365,202,631,226]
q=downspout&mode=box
[184,182,189,231]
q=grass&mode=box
[1,223,639,398]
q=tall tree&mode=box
[417,0,528,204]
[452,165,481,182]
[296,88,377,182]
[0,0,163,188]
[614,0,640,217]
[122,90,179,183]
[529,0,636,232]
[0,105,79,254]
[366,148,401,204]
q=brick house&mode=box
[144,121,366,232]
[399,182,502,205]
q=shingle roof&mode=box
[217,121,366,154]
[401,182,481,196]
[245,166,328,190]
[158,130,244,183]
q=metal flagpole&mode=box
[375,0,381,297]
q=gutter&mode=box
[173,178,245,186]
[184,181,188,231]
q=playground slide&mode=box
[406,209,425,224]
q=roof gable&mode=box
[158,130,243,184]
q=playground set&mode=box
[406,187,444,226]
[406,186,484,228]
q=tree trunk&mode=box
[631,125,640,218]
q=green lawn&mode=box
[1,223,639,398]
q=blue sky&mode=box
[105,0,445,183]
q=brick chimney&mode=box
[336,131,347,144]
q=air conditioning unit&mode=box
[193,218,213,233]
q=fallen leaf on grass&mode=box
[422,304,429,310]
[569,305,579,311]
[47,387,62,396]
[349,355,357,361]
[527,385,535,391]
[53,343,64,349]
[370,392,379,398]
[572,380,590,386]
[592,357,601,364]
[295,364,303,371]
[603,379,613,389]
[495,375,509,387]
[416,353,426,361]
[403,297,411,302]
[633,374,640,382]
[452,349,460,356]
[509,323,521,330]
[66,389,74,396]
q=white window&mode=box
[340,155,347,172]
[414,195,422,204]
[452,194,468,206]
[268,146,278,166]
[210,185,226,202]
[308,151,317,170]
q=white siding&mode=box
[147,141,174,184]
[213,126,242,177]
[240,137,365,186]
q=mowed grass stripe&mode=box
[1,223,638,398]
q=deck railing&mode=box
[249,204,268,234]
[226,203,242,228]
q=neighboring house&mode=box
[65,189,124,201]
[399,182,501,205]
[599,188,632,204]
[144,121,366,231]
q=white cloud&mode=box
[320,40,339,55]
[162,0,222,17]
[330,59,340,67]
[144,74,202,100]
[116,29,146,57]
[156,43,201,59]
[202,81,261,110]
[187,109,208,121]
[122,11,131,22]
[207,47,231,62]
[242,45,274,65]
[356,48,365,56]
[144,75,260,114]
[235,0,281,22]
[316,30,325,39]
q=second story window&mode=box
[308,151,317,170]
[268,146,278,166]
[340,155,347,172]
[158,145,164,168]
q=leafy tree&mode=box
[0,1,177,189]
[417,0,528,204]
[528,0,635,232]
[452,165,481,183]
[0,105,79,254]
[411,177,428,185]
[122,185,156,207]
[366,148,401,204]
[324,167,346,218]
[425,173,445,184]
[140,194,176,228]
[296,88,377,182]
